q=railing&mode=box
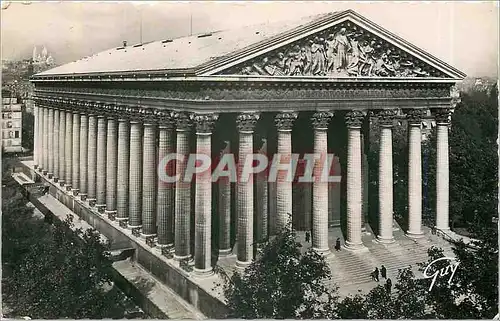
[434,227,480,250]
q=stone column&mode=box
[141,111,157,236]
[87,114,98,204]
[274,112,297,231]
[33,104,39,168]
[96,113,107,211]
[105,110,118,217]
[407,109,426,238]
[157,112,175,247]
[79,105,89,200]
[376,109,397,244]
[128,114,143,229]
[64,108,73,190]
[174,112,192,260]
[72,110,81,195]
[116,113,130,222]
[47,107,54,178]
[58,109,66,186]
[435,108,452,231]
[311,111,333,254]
[235,113,260,268]
[255,138,269,243]
[218,141,232,255]
[42,106,48,174]
[193,114,218,277]
[53,108,60,182]
[345,111,365,250]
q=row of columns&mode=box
[33,98,452,276]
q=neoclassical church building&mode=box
[28,9,464,316]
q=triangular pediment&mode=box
[204,10,465,79]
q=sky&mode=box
[1,1,499,78]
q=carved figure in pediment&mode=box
[241,66,260,75]
[301,41,313,75]
[274,52,287,75]
[359,40,376,76]
[259,56,285,76]
[311,36,326,75]
[325,34,336,73]
[346,34,362,75]
[332,28,351,72]
[413,66,430,77]
[287,45,303,76]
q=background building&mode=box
[2,89,23,153]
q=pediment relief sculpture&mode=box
[220,21,447,78]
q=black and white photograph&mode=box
[1,1,498,319]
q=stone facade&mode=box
[30,8,464,292]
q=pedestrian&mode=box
[385,278,392,294]
[374,267,379,282]
[381,265,387,279]
[305,231,311,243]
[335,237,341,251]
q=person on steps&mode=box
[381,265,387,279]
[373,267,380,282]
[385,278,392,294]
[335,237,341,251]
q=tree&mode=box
[2,191,127,319]
[219,222,338,319]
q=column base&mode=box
[34,164,39,169]
[59,180,65,187]
[312,247,331,256]
[65,185,72,192]
[53,177,59,183]
[47,173,53,179]
[95,204,106,213]
[72,189,79,196]
[218,248,233,257]
[235,259,251,271]
[140,233,157,239]
[406,230,425,239]
[435,226,450,232]
[87,198,96,207]
[173,254,191,261]
[79,193,87,202]
[157,243,174,250]
[343,240,367,251]
[376,236,395,244]
[42,170,48,175]
[193,267,214,278]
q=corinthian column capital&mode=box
[406,109,428,126]
[275,111,298,131]
[156,110,175,129]
[312,111,334,130]
[375,109,398,127]
[192,113,218,134]
[172,111,192,131]
[237,113,260,133]
[433,108,453,125]
[345,110,366,128]
[139,108,157,125]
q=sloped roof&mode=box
[34,9,465,80]
[36,11,337,77]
